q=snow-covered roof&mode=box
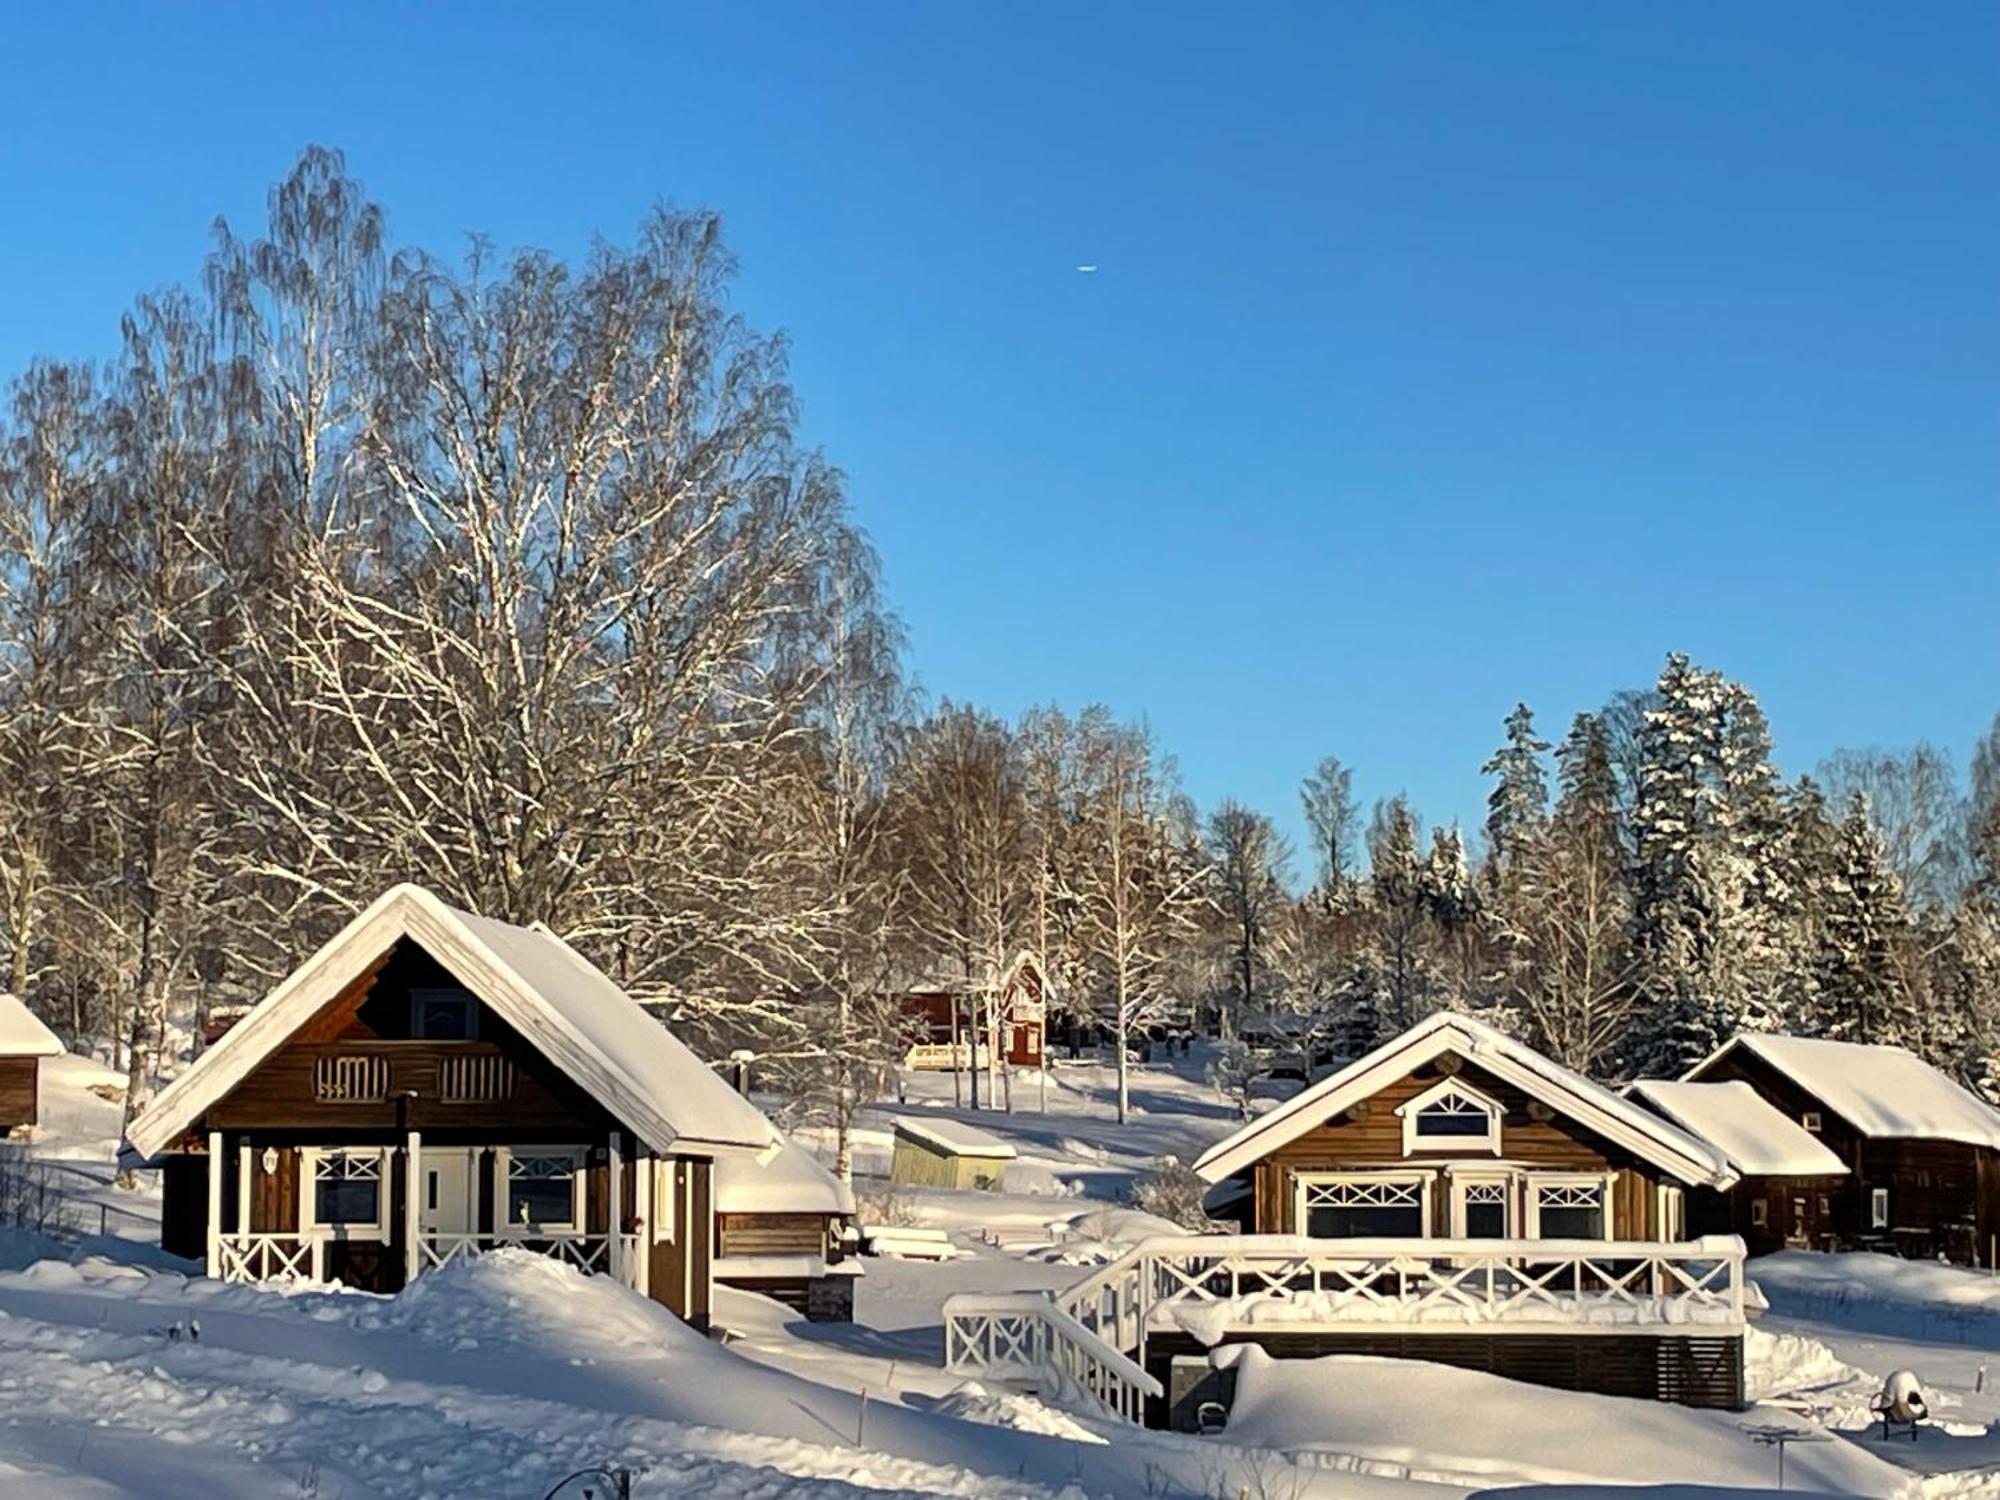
[1689,1033,2000,1150]
[123,884,778,1163]
[1191,1011,1736,1189]
[892,1115,1018,1159]
[714,1138,855,1216]
[0,994,61,1058]
[1626,1079,1848,1178]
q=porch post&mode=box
[206,1130,224,1275]
[236,1140,252,1233]
[631,1149,652,1298]
[403,1128,422,1288]
[606,1130,625,1285]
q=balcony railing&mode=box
[438,1054,514,1103]
[313,1054,391,1103]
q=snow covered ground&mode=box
[20,1047,2000,1496]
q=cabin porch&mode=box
[190,1123,698,1306]
[942,1233,1750,1425]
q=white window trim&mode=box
[1446,1167,1515,1237]
[300,1146,393,1242]
[1750,1197,1769,1228]
[1395,1078,1504,1157]
[1801,1110,1824,1134]
[409,986,479,1041]
[1292,1169,1433,1237]
[1523,1170,1616,1241]
[1869,1186,1889,1230]
[495,1145,588,1235]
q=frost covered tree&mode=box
[1203,801,1292,1041]
[1301,755,1361,892]
[1819,744,1967,913]
[1480,703,1550,881]
[1809,796,1914,1045]
[1070,718,1208,1122]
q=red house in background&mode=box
[897,951,1050,1070]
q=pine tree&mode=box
[1481,703,1551,879]
[1810,796,1912,1045]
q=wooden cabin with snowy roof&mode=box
[120,883,781,1328]
[943,1012,1751,1426]
[1683,1034,2000,1265]
[0,994,63,1129]
[896,950,1049,1070]
[1627,1079,1849,1256]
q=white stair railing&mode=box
[942,1292,1163,1423]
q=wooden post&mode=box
[630,1149,652,1298]
[206,1130,224,1276]
[607,1130,625,1286]
[403,1129,423,1289]
[236,1140,252,1236]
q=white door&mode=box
[420,1148,477,1237]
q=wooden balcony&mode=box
[211,1042,555,1129]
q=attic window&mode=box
[411,988,478,1041]
[1397,1078,1503,1156]
[1801,1111,1823,1134]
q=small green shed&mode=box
[890,1116,1017,1191]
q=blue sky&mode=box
[3,4,1995,860]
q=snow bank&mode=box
[1216,1347,1905,1495]
[927,1381,1109,1444]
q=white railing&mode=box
[944,1234,1746,1424]
[213,1233,324,1283]
[418,1230,644,1287]
[943,1294,1162,1423]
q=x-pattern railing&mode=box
[215,1233,321,1283]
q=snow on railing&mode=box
[942,1292,1163,1424]
[218,1230,647,1290]
[213,1233,323,1282]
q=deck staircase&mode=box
[942,1233,1748,1425]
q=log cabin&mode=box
[1626,1079,1850,1257]
[119,883,781,1329]
[942,1012,1750,1426]
[712,1138,859,1321]
[0,994,62,1129]
[1684,1034,2000,1265]
[897,951,1049,1070]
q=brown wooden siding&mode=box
[1250,1053,1669,1238]
[1690,1046,2000,1264]
[717,1211,832,1258]
[0,1056,38,1127]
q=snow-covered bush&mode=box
[1130,1157,1221,1231]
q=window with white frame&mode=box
[308,1148,389,1237]
[410,986,479,1040]
[1296,1172,1429,1238]
[1801,1110,1823,1134]
[1526,1173,1612,1240]
[1397,1078,1503,1156]
[1656,1183,1686,1240]
[1452,1175,1510,1238]
[1870,1187,1889,1229]
[504,1148,585,1232]
[1750,1198,1769,1228]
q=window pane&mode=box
[317,1178,380,1226]
[508,1157,577,1228]
[1416,1109,1488,1137]
[1307,1204,1424,1238]
[412,989,477,1040]
[1463,1200,1507,1237]
[1539,1205,1602,1239]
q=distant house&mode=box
[896,951,1049,1071]
[119,883,781,1329]
[890,1116,1017,1191]
[1684,1034,2000,1265]
[713,1139,859,1321]
[0,995,62,1129]
[1627,1079,1849,1256]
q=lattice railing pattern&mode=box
[313,1055,391,1103]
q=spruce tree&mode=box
[1481,703,1551,879]
[1811,795,1913,1046]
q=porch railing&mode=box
[943,1234,1747,1423]
[214,1230,645,1290]
[942,1294,1161,1423]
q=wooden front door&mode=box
[420,1148,478,1237]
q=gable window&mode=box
[1397,1078,1503,1156]
[1296,1172,1429,1239]
[308,1149,389,1238]
[411,987,478,1041]
[1801,1111,1823,1134]
[1526,1173,1612,1240]
[504,1148,584,1232]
